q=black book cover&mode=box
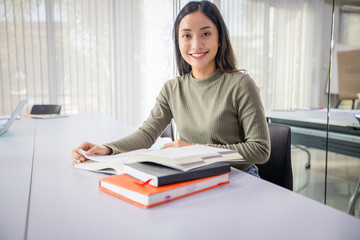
[124,162,231,187]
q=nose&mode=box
[191,35,203,50]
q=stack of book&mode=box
[75,145,244,208]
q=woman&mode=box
[72,1,270,177]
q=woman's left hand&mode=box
[161,139,192,149]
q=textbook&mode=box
[99,173,230,208]
[124,145,244,171]
[124,161,231,187]
[74,149,150,174]
[74,145,243,174]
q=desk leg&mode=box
[293,145,311,169]
[348,178,360,216]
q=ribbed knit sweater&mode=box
[105,68,270,170]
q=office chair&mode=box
[30,105,61,115]
[257,122,293,191]
[160,123,174,141]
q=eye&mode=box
[202,32,211,37]
[182,34,191,38]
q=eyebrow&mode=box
[180,26,212,32]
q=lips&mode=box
[189,52,208,59]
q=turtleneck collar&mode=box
[187,68,223,87]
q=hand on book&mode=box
[160,139,192,149]
[72,141,112,166]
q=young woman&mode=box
[72,1,270,177]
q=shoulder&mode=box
[223,71,258,90]
[164,75,184,87]
[158,75,186,99]
[162,75,184,91]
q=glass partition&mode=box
[219,0,332,205]
[219,0,360,218]
[327,0,360,218]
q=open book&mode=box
[73,148,150,174]
[124,145,243,171]
[73,145,244,174]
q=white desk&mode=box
[1,115,360,240]
[265,109,360,158]
[0,118,36,239]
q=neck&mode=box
[191,66,217,80]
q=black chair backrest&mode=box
[160,123,174,141]
[30,105,61,115]
[257,122,293,191]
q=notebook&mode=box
[0,98,28,136]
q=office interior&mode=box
[0,0,359,218]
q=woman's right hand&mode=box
[72,141,112,166]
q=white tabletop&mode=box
[1,115,360,240]
[266,109,360,128]
[0,118,36,240]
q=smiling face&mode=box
[178,11,219,79]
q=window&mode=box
[339,5,360,46]
[1,0,329,124]
[0,0,174,127]
[220,0,324,109]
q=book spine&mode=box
[157,164,231,186]
[147,181,230,208]
[98,180,230,208]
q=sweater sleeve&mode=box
[104,83,173,154]
[205,75,270,166]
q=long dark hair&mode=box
[173,1,238,76]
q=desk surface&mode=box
[266,109,360,156]
[1,115,360,240]
[266,109,360,129]
[0,119,36,239]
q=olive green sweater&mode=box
[105,68,270,170]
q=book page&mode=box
[75,149,154,175]
[139,145,220,159]
[80,148,152,163]
[74,161,123,174]
[79,136,171,163]
[138,145,241,163]
[78,143,244,172]
[124,145,244,171]
[74,137,171,174]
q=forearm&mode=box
[205,140,270,165]
[104,128,156,154]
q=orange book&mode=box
[99,173,230,208]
